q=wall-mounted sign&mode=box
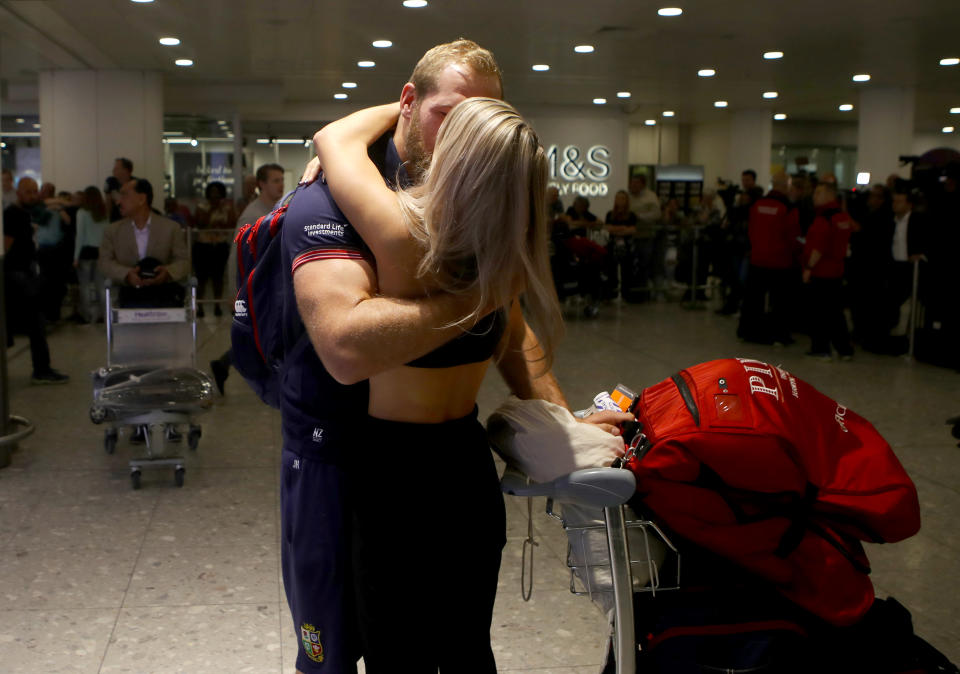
[546,144,611,197]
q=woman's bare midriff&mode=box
[367,361,490,423]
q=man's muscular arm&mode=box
[294,258,481,385]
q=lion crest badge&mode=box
[300,623,324,663]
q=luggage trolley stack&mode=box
[89,279,215,489]
[502,464,681,674]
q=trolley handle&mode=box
[501,466,636,509]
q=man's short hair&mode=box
[255,163,284,183]
[132,178,153,206]
[409,38,503,99]
[116,157,133,173]
[742,169,757,180]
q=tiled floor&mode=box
[1,299,958,673]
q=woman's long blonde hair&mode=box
[397,97,563,372]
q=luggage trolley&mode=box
[89,279,215,489]
[502,465,681,674]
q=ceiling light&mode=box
[658,7,682,16]
[714,100,728,108]
[342,82,357,88]
[774,113,787,120]
[190,138,198,147]
[217,120,226,124]
[940,58,960,66]
[403,0,428,6]
[944,126,956,133]
[663,110,675,117]
[839,104,854,111]
[950,107,960,114]
[617,91,631,98]
[33,124,41,129]
[763,51,784,60]
[645,119,656,126]
[763,91,779,99]
[593,98,607,105]
[159,37,180,46]
[175,58,194,67]
[256,139,271,144]
[130,0,154,3]
[857,172,871,185]
[372,40,393,48]
[852,74,871,82]
[1,143,6,149]
[15,118,24,123]
[531,64,550,71]
[698,68,716,77]
[334,93,348,100]
[357,60,375,68]
[575,45,595,54]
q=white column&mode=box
[856,87,915,186]
[39,70,163,197]
[727,110,773,188]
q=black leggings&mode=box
[349,408,506,673]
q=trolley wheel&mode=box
[130,470,142,490]
[188,426,201,451]
[104,430,118,454]
[174,467,185,488]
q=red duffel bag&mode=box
[625,358,920,626]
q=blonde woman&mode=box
[311,98,562,671]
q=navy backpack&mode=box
[230,192,296,408]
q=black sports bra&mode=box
[406,308,508,369]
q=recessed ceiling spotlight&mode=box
[190,138,198,147]
[663,110,675,117]
[217,120,226,125]
[15,117,24,123]
[357,60,376,68]
[575,45,595,53]
[175,58,194,67]
[714,100,728,108]
[763,91,779,99]
[940,57,959,66]
[593,97,607,105]
[763,51,784,60]
[33,123,41,129]
[372,40,393,48]
[531,64,550,71]
[342,82,357,88]
[658,7,682,16]
[334,93,348,100]
[159,37,180,46]
[698,68,716,77]
[617,91,631,98]
[852,74,871,82]
[951,107,960,114]
[403,0,428,6]
[839,104,854,111]
[130,0,154,3]
[774,113,787,120]
[645,119,657,126]
[944,126,956,133]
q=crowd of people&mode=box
[2,159,287,386]
[546,163,960,366]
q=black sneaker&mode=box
[31,369,70,385]
[210,359,229,395]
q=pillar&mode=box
[728,110,773,188]
[856,87,915,186]
[39,70,163,198]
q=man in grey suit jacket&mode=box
[99,178,189,286]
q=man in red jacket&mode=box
[803,182,854,360]
[738,172,801,344]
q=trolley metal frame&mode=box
[502,466,681,674]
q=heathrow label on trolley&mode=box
[115,308,188,324]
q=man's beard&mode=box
[404,104,432,184]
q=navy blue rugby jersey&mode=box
[279,136,407,452]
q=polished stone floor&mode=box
[1,299,958,673]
